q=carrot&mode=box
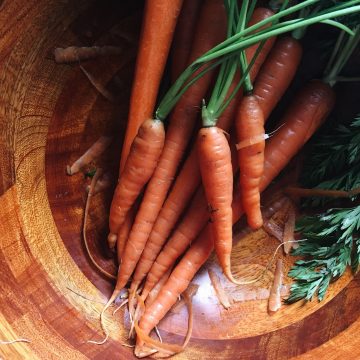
[107,119,165,250]
[235,35,303,229]
[141,35,304,290]
[268,259,283,314]
[137,80,335,335]
[197,126,233,275]
[116,205,136,264]
[260,80,335,188]
[236,94,265,230]
[66,135,113,175]
[54,45,123,63]
[208,268,232,309]
[119,0,184,172]
[118,0,227,293]
[253,36,303,119]
[129,8,276,295]
[171,0,203,81]
[137,224,214,337]
[141,186,208,299]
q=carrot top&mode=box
[156,0,359,123]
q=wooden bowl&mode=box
[1,0,359,359]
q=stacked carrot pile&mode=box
[88,0,359,357]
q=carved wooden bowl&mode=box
[1,0,359,359]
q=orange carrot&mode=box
[117,204,137,264]
[129,8,276,294]
[171,0,203,81]
[120,0,184,172]
[117,0,227,294]
[109,0,183,253]
[107,119,165,250]
[235,36,302,229]
[141,35,305,291]
[137,80,336,335]
[197,126,233,275]
[236,94,265,230]
[254,36,303,119]
[141,187,208,299]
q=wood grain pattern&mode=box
[0,0,359,359]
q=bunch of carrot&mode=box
[86,0,360,356]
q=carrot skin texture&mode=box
[117,0,227,291]
[236,95,265,230]
[130,8,276,290]
[197,127,233,274]
[254,36,303,119]
[108,119,165,244]
[142,33,304,292]
[120,0,184,172]
[261,80,335,188]
[138,81,335,333]
[171,0,203,81]
[141,187,208,299]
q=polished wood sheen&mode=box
[0,0,359,359]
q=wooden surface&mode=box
[0,0,359,359]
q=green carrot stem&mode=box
[196,5,359,64]
[323,25,360,86]
[324,30,346,76]
[157,0,359,120]
[156,58,226,120]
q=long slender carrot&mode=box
[197,126,233,275]
[141,138,239,299]
[119,0,184,172]
[254,36,303,119]
[111,0,183,254]
[107,119,165,250]
[130,8,276,295]
[236,94,265,230]
[171,0,203,81]
[116,0,227,295]
[137,80,336,336]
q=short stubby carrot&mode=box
[197,126,233,275]
[136,80,336,334]
[107,119,165,250]
[236,95,265,230]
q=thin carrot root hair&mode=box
[128,284,145,339]
[83,168,117,280]
[134,286,196,358]
[225,239,308,286]
[0,339,31,345]
[67,136,113,175]
[235,124,285,150]
[80,65,116,102]
[113,298,129,315]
